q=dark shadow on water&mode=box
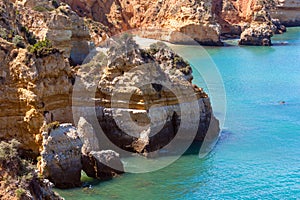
[217,129,233,142]
[184,129,233,155]
[272,41,290,46]
[183,141,203,155]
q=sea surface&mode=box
[56,27,300,199]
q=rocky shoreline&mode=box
[0,0,299,199]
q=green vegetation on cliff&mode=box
[0,139,63,199]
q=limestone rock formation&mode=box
[239,23,274,46]
[39,123,83,189]
[1,0,220,161]
[82,150,124,180]
[214,0,288,45]
[73,36,220,155]
[0,37,74,154]
[15,0,91,64]
[77,117,100,155]
[1,0,285,161]
[271,0,300,26]
[60,0,223,45]
[236,1,276,46]
[58,0,291,46]
[77,117,124,180]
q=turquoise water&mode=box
[57,28,300,199]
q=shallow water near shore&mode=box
[56,27,300,199]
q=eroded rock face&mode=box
[237,2,276,46]
[73,36,220,155]
[271,0,300,26]
[239,23,274,46]
[0,38,73,154]
[214,0,288,44]
[58,0,291,46]
[77,117,124,180]
[82,150,124,180]
[60,0,223,45]
[39,124,83,189]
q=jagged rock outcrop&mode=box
[272,18,287,34]
[28,178,64,200]
[271,0,300,26]
[72,36,220,155]
[82,150,124,180]
[39,123,83,189]
[234,1,276,46]
[239,23,274,46]
[215,0,279,45]
[239,6,276,46]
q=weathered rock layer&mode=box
[72,37,220,155]
[61,0,223,45]
[271,0,300,26]
[0,38,73,154]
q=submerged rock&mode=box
[82,150,124,180]
[39,123,83,189]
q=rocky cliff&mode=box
[0,0,295,194]
[60,0,223,45]
[0,0,293,167]
[0,0,288,168]
[0,37,73,155]
[1,0,218,156]
[271,0,300,26]
[72,36,220,155]
[57,0,290,46]
[2,0,289,48]
[215,0,280,45]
